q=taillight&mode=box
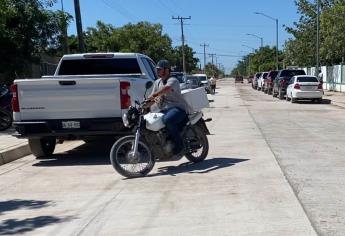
[10,84,20,112]
[294,83,301,89]
[318,83,323,89]
[120,81,131,109]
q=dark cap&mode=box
[156,59,171,70]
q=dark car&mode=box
[185,75,200,89]
[273,69,306,99]
[235,75,244,83]
[247,75,254,83]
[252,72,262,89]
[171,72,188,90]
[264,70,278,95]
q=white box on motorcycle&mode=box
[181,87,209,113]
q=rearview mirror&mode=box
[145,81,153,89]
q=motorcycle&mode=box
[110,81,211,178]
[0,85,13,131]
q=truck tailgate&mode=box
[17,78,122,120]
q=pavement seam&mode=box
[240,91,319,236]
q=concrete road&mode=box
[0,80,319,235]
[239,82,345,236]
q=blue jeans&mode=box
[162,107,187,154]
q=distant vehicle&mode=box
[171,72,188,90]
[235,75,244,83]
[193,74,211,93]
[257,72,268,91]
[252,72,262,89]
[273,69,306,99]
[286,75,323,103]
[264,70,278,95]
[185,75,200,89]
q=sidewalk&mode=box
[324,90,345,109]
[0,128,30,165]
[1,88,345,166]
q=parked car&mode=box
[286,75,323,103]
[273,69,306,99]
[257,72,268,91]
[264,70,278,94]
[193,74,210,93]
[235,75,244,83]
[171,71,188,90]
[12,52,158,158]
[185,75,200,89]
[252,72,262,89]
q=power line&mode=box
[101,0,136,21]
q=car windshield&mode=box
[296,77,319,82]
[280,70,306,77]
[186,76,199,85]
[197,76,207,82]
[171,73,185,83]
[263,73,268,79]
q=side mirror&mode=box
[145,81,153,89]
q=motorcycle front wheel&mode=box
[0,108,12,131]
[184,125,209,163]
[110,135,155,178]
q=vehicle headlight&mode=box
[122,113,130,128]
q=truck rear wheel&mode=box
[29,137,56,158]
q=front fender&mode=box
[196,118,211,135]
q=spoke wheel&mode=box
[184,125,209,163]
[110,136,155,178]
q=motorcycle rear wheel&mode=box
[184,125,209,163]
[110,135,155,178]
[0,108,12,131]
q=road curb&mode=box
[0,144,31,166]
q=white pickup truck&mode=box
[12,53,158,158]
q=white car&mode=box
[193,74,211,94]
[257,72,268,91]
[286,75,323,103]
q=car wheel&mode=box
[29,137,56,158]
[317,98,322,104]
[278,89,284,100]
[286,93,291,101]
[291,96,296,103]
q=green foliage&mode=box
[204,63,225,78]
[0,0,69,84]
[171,45,199,73]
[231,46,282,76]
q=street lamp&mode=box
[246,33,263,48]
[254,12,279,70]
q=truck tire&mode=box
[29,137,56,158]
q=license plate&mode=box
[62,121,80,129]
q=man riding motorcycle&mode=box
[148,59,190,156]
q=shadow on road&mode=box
[148,157,249,177]
[0,199,51,215]
[0,216,72,235]
[294,99,331,105]
[33,140,114,167]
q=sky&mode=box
[51,0,301,73]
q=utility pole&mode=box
[209,53,216,76]
[172,16,191,73]
[74,0,85,52]
[316,0,320,76]
[61,0,69,54]
[200,43,209,73]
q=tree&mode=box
[171,45,199,73]
[0,0,69,84]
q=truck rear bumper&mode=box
[13,118,131,138]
